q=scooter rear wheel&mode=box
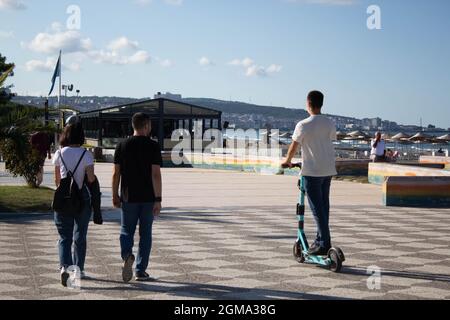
[293,241,305,263]
[328,248,343,273]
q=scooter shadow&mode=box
[80,278,353,300]
[340,266,450,283]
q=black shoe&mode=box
[135,271,158,282]
[60,268,70,287]
[308,244,330,256]
[122,254,135,283]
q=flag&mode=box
[48,51,61,96]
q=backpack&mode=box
[52,149,87,216]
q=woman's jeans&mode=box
[303,176,333,249]
[54,187,92,271]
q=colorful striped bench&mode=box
[383,176,450,208]
[369,163,450,185]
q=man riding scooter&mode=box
[282,91,337,256]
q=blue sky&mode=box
[1,0,450,128]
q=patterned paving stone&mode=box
[1,168,450,300]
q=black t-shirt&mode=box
[114,136,162,203]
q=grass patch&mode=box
[0,186,54,213]
[333,175,369,184]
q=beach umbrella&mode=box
[409,132,433,142]
[348,130,369,138]
[389,133,411,155]
[391,132,410,141]
[437,134,450,142]
[409,132,436,154]
[336,131,346,140]
[382,133,392,140]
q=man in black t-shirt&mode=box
[112,113,162,283]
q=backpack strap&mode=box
[60,149,87,178]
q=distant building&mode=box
[154,92,182,101]
[78,97,222,150]
[361,117,382,130]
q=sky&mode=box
[1,0,450,128]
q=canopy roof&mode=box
[79,98,222,118]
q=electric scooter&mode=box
[282,163,345,273]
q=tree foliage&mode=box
[0,54,15,105]
[0,53,56,188]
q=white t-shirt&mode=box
[52,147,94,189]
[292,115,337,177]
[371,139,386,156]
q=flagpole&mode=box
[58,50,62,130]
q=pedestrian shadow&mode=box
[80,278,352,300]
[0,212,52,224]
[341,265,450,283]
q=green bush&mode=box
[0,133,43,188]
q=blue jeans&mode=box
[120,202,154,273]
[303,176,332,249]
[54,187,92,271]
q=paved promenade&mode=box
[1,160,450,300]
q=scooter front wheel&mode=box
[328,248,343,273]
[293,241,305,263]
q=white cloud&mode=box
[129,50,152,64]
[159,58,173,67]
[266,64,283,73]
[287,0,357,5]
[89,49,151,65]
[25,26,151,66]
[25,58,55,72]
[25,57,81,72]
[229,57,254,68]
[107,36,139,51]
[0,30,14,38]
[90,37,150,65]
[27,30,92,54]
[229,58,282,77]
[0,0,26,10]
[199,56,214,67]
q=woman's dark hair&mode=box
[59,123,85,147]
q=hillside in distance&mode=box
[183,98,309,120]
[14,95,436,132]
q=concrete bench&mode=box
[420,156,450,165]
[369,163,450,185]
[383,176,450,208]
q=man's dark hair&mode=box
[132,113,150,130]
[307,91,324,109]
[59,123,85,147]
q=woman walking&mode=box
[53,121,96,287]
